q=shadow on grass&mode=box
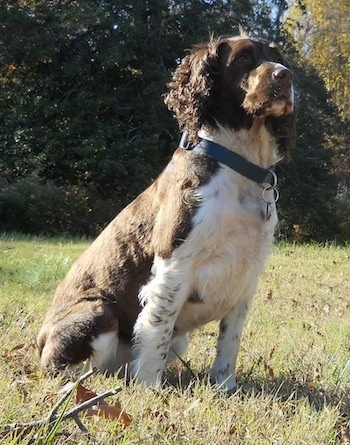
[240,374,350,442]
[164,366,350,421]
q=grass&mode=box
[0,233,349,444]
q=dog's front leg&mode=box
[210,295,254,392]
[131,258,189,387]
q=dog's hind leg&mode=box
[38,292,120,376]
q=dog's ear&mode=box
[164,39,221,145]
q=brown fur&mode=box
[38,149,218,373]
[165,36,295,155]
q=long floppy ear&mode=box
[164,39,221,145]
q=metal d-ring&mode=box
[268,169,278,188]
[261,185,280,204]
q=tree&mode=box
[277,63,340,241]
[285,0,350,120]
[0,0,260,234]
[0,0,348,239]
[281,0,350,241]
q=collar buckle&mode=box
[179,132,190,150]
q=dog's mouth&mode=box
[263,83,294,117]
[243,89,294,118]
[269,78,294,115]
[242,74,294,117]
[241,61,294,118]
[266,85,294,116]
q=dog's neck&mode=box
[198,121,280,169]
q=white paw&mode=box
[210,370,237,392]
[129,359,163,388]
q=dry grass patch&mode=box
[0,234,349,444]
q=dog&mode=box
[37,35,295,391]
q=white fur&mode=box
[131,126,278,390]
[91,333,134,376]
[91,331,119,374]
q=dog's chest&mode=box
[173,169,277,330]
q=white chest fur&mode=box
[141,165,277,334]
[133,164,278,388]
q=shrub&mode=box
[0,175,121,236]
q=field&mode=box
[0,233,349,444]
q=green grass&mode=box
[0,234,349,444]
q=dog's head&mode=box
[165,35,295,156]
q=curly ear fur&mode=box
[165,36,296,158]
[164,38,221,145]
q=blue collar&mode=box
[179,132,277,187]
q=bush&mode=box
[0,175,121,236]
[336,191,350,241]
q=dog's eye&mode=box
[235,53,251,64]
[275,57,286,65]
[271,52,288,66]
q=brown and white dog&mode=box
[37,35,295,391]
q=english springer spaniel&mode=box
[37,35,295,391]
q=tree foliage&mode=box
[277,63,340,241]
[281,0,350,241]
[0,0,349,240]
[286,0,350,120]
[0,1,257,218]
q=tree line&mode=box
[0,0,349,241]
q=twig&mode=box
[1,369,122,439]
[71,414,89,434]
[170,347,197,379]
[49,368,95,422]
[63,386,122,419]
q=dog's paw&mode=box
[129,359,163,388]
[210,370,237,393]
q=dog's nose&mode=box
[272,67,293,84]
